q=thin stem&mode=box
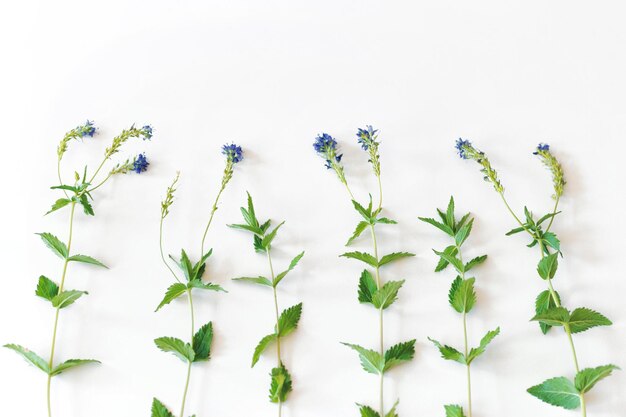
[376,174,383,211]
[57,160,68,198]
[200,186,225,256]
[344,182,355,201]
[179,290,195,417]
[267,248,282,416]
[545,197,560,233]
[456,245,473,417]
[369,224,384,416]
[159,216,181,283]
[86,172,113,194]
[179,361,192,417]
[46,202,77,417]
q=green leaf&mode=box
[352,198,373,221]
[428,338,465,364]
[376,217,397,225]
[151,398,175,417]
[192,322,213,361]
[342,343,384,374]
[454,218,474,246]
[537,211,561,225]
[228,223,263,235]
[50,359,100,376]
[79,194,94,216]
[531,306,570,328]
[535,290,561,334]
[372,280,405,310]
[187,279,226,292]
[52,290,88,309]
[46,198,72,215]
[253,220,272,253]
[232,276,273,287]
[273,251,305,286]
[277,303,302,337]
[4,344,50,374]
[50,184,79,192]
[252,333,277,367]
[378,252,414,267]
[449,277,476,313]
[37,232,68,259]
[464,255,487,272]
[383,340,416,371]
[444,404,466,417]
[191,249,212,280]
[155,283,188,311]
[261,221,285,249]
[341,251,378,267]
[505,226,526,236]
[542,232,561,252]
[527,377,580,410]
[67,254,108,268]
[418,217,454,236]
[433,249,464,274]
[358,270,377,304]
[347,221,370,246]
[445,196,456,229]
[574,364,619,393]
[537,253,558,280]
[466,327,500,364]
[35,275,59,301]
[434,246,458,272]
[269,364,293,403]
[568,308,612,334]
[357,404,380,417]
[154,337,195,362]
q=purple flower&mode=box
[222,143,243,163]
[356,125,378,150]
[534,143,550,154]
[455,138,472,159]
[133,153,149,173]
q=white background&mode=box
[0,1,624,416]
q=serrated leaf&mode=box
[505,226,526,236]
[187,279,226,292]
[52,290,88,309]
[233,276,273,287]
[67,254,108,268]
[537,253,558,280]
[537,211,561,225]
[261,221,285,249]
[450,277,476,313]
[46,198,72,215]
[37,232,68,259]
[428,338,465,364]
[527,377,580,410]
[277,303,302,337]
[252,333,277,367]
[151,398,175,417]
[418,217,454,236]
[155,283,188,311]
[372,280,404,310]
[192,322,213,361]
[273,251,304,286]
[376,217,397,225]
[35,275,59,301]
[445,196,456,229]
[358,404,380,417]
[342,343,384,374]
[543,232,561,252]
[467,327,500,364]
[50,359,100,376]
[269,364,292,403]
[535,290,561,334]
[385,400,399,417]
[4,344,50,374]
[341,251,378,267]
[352,198,373,221]
[191,249,212,280]
[383,340,415,371]
[574,364,619,393]
[568,308,612,334]
[154,337,195,362]
[444,404,466,417]
[79,194,94,216]
[228,223,263,235]
[347,221,370,246]
[358,270,377,304]
[464,255,487,272]
[531,306,570,327]
[454,218,474,246]
[378,252,414,267]
[434,249,464,274]
[435,246,458,272]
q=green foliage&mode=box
[233,276,273,287]
[52,290,88,309]
[574,364,619,394]
[343,340,415,375]
[537,253,558,280]
[464,255,487,272]
[358,404,380,417]
[67,254,108,268]
[449,277,476,313]
[50,359,100,376]
[155,283,188,311]
[535,290,561,334]
[35,276,59,301]
[527,377,580,410]
[192,322,213,362]
[252,334,278,367]
[433,249,465,274]
[347,221,370,245]
[378,252,415,267]
[434,246,458,272]
[372,280,405,310]
[37,232,68,259]
[341,251,378,267]
[273,251,305,287]
[428,338,466,364]
[531,306,612,334]
[269,364,292,403]
[342,343,385,374]
[228,193,275,253]
[151,398,175,417]
[276,303,303,337]
[444,404,466,417]
[154,337,195,363]
[358,270,378,304]
[4,344,50,374]
[466,328,500,364]
[383,340,416,371]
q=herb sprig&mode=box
[229,193,305,417]
[4,121,153,417]
[314,126,415,417]
[420,196,499,417]
[151,143,243,417]
[456,139,618,415]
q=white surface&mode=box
[0,1,624,416]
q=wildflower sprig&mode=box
[456,139,617,415]
[313,133,348,187]
[419,196,499,417]
[4,121,152,417]
[151,144,243,417]
[314,127,415,417]
[229,193,304,416]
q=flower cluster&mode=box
[455,138,504,193]
[357,125,381,176]
[57,120,98,160]
[313,133,348,184]
[222,143,243,164]
[105,124,153,158]
[133,153,149,173]
[533,143,565,199]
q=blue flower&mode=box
[140,125,153,140]
[313,133,337,154]
[534,143,550,154]
[79,120,96,137]
[133,153,149,173]
[455,138,472,159]
[222,143,243,163]
[356,125,378,150]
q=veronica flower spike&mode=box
[456,139,617,416]
[314,128,415,417]
[151,143,243,417]
[4,121,153,417]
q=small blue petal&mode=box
[222,143,243,163]
[141,125,153,140]
[133,153,149,173]
[455,138,472,159]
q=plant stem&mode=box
[159,216,181,283]
[545,197,560,233]
[376,174,383,211]
[179,290,195,417]
[456,245,473,417]
[267,248,282,417]
[200,186,225,256]
[57,160,68,198]
[46,201,77,417]
[369,224,384,416]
